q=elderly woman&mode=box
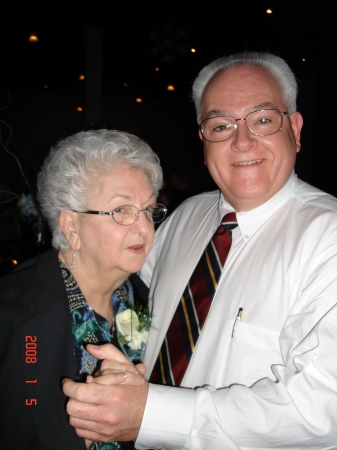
[0,130,166,450]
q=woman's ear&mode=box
[59,211,81,251]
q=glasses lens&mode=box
[202,116,236,142]
[247,109,282,136]
[112,205,137,225]
[147,204,167,223]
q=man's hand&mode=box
[63,343,149,442]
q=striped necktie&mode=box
[150,212,237,386]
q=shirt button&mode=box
[245,235,249,239]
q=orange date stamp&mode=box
[25,336,37,406]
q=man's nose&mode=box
[231,119,256,151]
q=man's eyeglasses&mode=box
[200,109,288,143]
[73,203,168,226]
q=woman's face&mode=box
[74,165,156,281]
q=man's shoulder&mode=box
[295,179,337,213]
[157,190,220,234]
[182,189,220,203]
[171,190,220,215]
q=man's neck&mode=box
[221,172,296,212]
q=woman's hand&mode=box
[86,343,146,386]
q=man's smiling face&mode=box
[199,64,303,211]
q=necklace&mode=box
[88,305,115,339]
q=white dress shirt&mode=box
[136,173,337,450]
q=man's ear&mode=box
[290,112,303,153]
[59,210,81,251]
[199,129,208,165]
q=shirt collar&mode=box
[218,172,298,242]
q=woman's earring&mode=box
[70,252,76,269]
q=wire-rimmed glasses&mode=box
[200,109,288,143]
[73,203,168,226]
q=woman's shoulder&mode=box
[0,249,59,304]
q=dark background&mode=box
[0,1,336,273]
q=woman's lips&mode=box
[127,244,145,254]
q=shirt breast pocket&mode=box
[226,320,282,386]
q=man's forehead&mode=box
[201,64,284,116]
[206,63,274,87]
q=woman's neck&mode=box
[59,250,128,322]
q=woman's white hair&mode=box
[37,129,163,251]
[192,51,298,124]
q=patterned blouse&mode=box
[59,260,135,450]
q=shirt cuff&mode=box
[135,383,196,449]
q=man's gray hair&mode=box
[192,52,298,124]
[37,129,163,251]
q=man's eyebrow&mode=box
[250,102,280,111]
[203,102,282,121]
[203,109,231,120]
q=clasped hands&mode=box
[62,343,149,444]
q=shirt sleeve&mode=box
[136,384,196,449]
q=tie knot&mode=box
[221,212,237,224]
[215,212,237,236]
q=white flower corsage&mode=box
[116,305,151,362]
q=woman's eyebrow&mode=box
[107,192,156,204]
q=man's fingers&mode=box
[69,415,116,442]
[93,371,144,386]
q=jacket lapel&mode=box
[17,250,85,449]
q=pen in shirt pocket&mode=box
[231,307,243,337]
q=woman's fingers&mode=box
[89,371,144,386]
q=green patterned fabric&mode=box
[59,260,134,450]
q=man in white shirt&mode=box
[64,52,337,449]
